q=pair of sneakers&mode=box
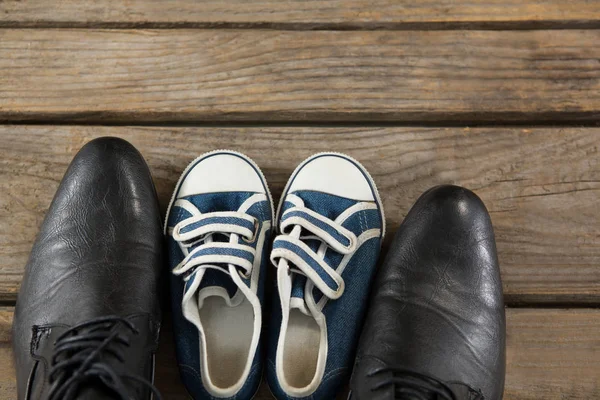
[165,151,386,400]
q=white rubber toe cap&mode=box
[177,152,266,198]
[288,154,375,201]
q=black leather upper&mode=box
[13,137,164,399]
[350,185,506,400]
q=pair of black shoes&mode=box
[13,137,505,400]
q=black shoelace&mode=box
[369,366,484,400]
[47,316,162,400]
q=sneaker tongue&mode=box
[289,293,311,317]
[181,265,249,329]
[75,385,129,399]
[197,282,239,308]
[286,237,335,318]
[181,230,245,312]
[288,271,309,316]
[182,266,244,309]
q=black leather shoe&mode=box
[350,185,505,400]
[13,137,164,400]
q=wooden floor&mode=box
[1,1,599,399]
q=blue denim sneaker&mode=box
[266,153,385,399]
[165,150,274,400]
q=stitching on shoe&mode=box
[180,363,202,380]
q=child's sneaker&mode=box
[165,150,273,400]
[267,153,385,399]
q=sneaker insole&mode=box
[283,309,320,389]
[199,296,254,389]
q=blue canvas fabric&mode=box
[268,173,384,400]
[272,237,341,292]
[180,215,256,234]
[281,209,353,248]
[166,154,273,400]
[169,192,262,298]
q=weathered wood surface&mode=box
[504,309,600,399]
[1,126,599,304]
[1,29,600,123]
[1,308,598,399]
[1,0,599,28]
[0,308,14,399]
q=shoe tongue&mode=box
[182,230,243,304]
[179,200,253,326]
[281,194,350,316]
[40,317,156,400]
[197,272,242,308]
[288,238,342,317]
[396,377,438,400]
[199,265,240,298]
[181,265,248,329]
[75,384,134,399]
[280,272,314,320]
[182,266,243,309]
[289,288,311,317]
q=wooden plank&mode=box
[0,308,15,398]
[0,307,599,399]
[505,309,600,399]
[1,126,599,304]
[1,1,599,29]
[1,30,600,123]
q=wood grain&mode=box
[1,29,600,123]
[1,0,599,29]
[1,126,599,304]
[1,308,598,399]
[0,308,15,398]
[505,309,600,399]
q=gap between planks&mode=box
[1,0,600,30]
